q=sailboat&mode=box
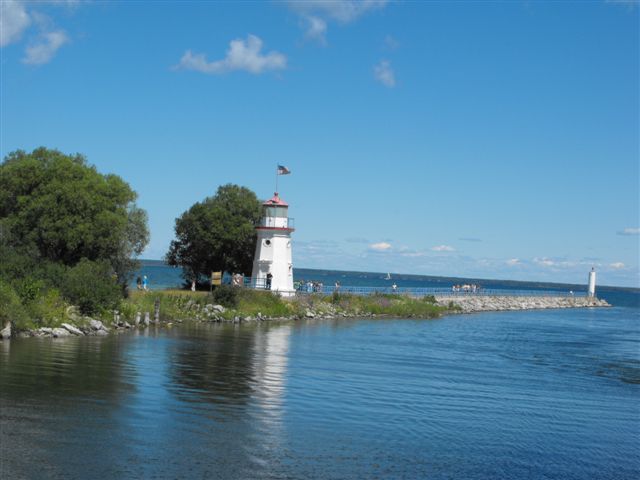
[385,272,391,280]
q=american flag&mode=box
[277,165,291,175]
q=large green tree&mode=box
[0,147,149,288]
[166,184,262,282]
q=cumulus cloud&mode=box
[506,258,521,266]
[617,227,640,236]
[176,35,286,75]
[302,15,328,44]
[1,0,31,47]
[431,245,455,252]
[370,242,392,251]
[286,0,388,41]
[22,29,68,65]
[374,59,395,87]
[610,262,626,269]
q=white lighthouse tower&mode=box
[588,267,596,297]
[251,192,295,297]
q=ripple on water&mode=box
[1,308,639,479]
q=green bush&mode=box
[25,288,67,327]
[211,285,239,308]
[0,281,29,329]
[13,276,45,303]
[60,259,122,315]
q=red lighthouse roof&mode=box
[263,192,288,207]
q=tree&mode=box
[0,147,149,289]
[166,184,262,282]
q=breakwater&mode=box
[436,295,610,314]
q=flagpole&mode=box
[275,164,278,193]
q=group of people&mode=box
[295,279,325,293]
[136,275,149,291]
[451,284,481,293]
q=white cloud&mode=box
[303,15,328,44]
[374,59,395,87]
[384,34,399,50]
[370,242,392,251]
[22,30,68,65]
[287,0,388,41]
[176,35,286,75]
[617,227,640,236]
[1,0,31,47]
[506,258,521,266]
[431,245,455,252]
[610,262,626,269]
[287,0,388,23]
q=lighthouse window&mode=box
[264,240,271,246]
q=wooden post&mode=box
[154,298,160,323]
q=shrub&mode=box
[0,281,29,329]
[60,259,122,315]
[25,288,67,327]
[211,285,239,308]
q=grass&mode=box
[119,288,453,322]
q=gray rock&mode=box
[305,310,315,318]
[39,327,53,335]
[144,312,150,326]
[61,323,84,336]
[0,322,11,340]
[95,329,109,336]
[17,331,32,338]
[213,305,226,313]
[52,328,71,338]
[88,319,104,331]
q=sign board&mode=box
[211,271,222,286]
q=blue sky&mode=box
[1,0,638,287]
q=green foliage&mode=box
[166,184,262,280]
[0,147,149,287]
[0,147,149,324]
[60,259,122,315]
[0,281,29,329]
[235,289,298,318]
[211,285,239,308]
[25,289,67,328]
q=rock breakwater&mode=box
[435,295,610,314]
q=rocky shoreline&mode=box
[0,295,611,340]
[434,295,610,313]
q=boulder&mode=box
[61,323,84,336]
[305,310,315,318]
[89,319,105,331]
[95,329,108,336]
[52,328,71,338]
[0,322,11,340]
[213,305,226,313]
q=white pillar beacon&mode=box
[251,192,295,297]
[588,267,596,298]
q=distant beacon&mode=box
[251,192,295,297]
[588,268,596,297]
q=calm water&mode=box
[1,303,639,479]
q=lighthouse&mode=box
[251,192,295,297]
[588,268,596,297]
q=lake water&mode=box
[1,300,638,478]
